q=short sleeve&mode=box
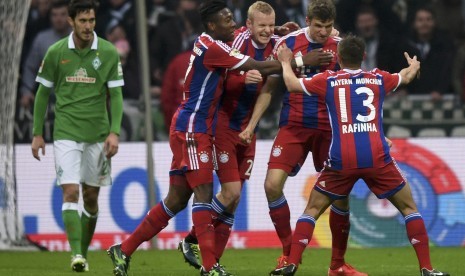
[35,48,57,88]
[299,72,327,96]
[374,68,401,95]
[203,41,249,70]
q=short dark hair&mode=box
[51,0,69,10]
[338,34,365,66]
[198,0,228,30]
[68,0,99,19]
[307,0,336,22]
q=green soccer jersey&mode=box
[34,32,124,143]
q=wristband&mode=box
[295,56,304,67]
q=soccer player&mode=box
[178,1,281,269]
[240,1,366,275]
[31,0,124,272]
[272,35,449,276]
[107,1,319,275]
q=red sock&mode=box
[329,206,350,270]
[213,220,232,261]
[269,197,292,255]
[192,203,216,271]
[405,213,432,270]
[288,215,316,265]
[121,202,172,256]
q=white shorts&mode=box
[53,140,112,187]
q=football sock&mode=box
[81,208,98,258]
[121,201,174,256]
[185,226,198,244]
[192,203,216,271]
[329,205,350,270]
[62,202,82,256]
[269,195,292,255]
[405,213,432,270]
[212,195,234,261]
[288,214,316,265]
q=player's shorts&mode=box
[314,159,407,200]
[214,126,256,183]
[53,140,111,187]
[169,130,214,188]
[268,125,331,176]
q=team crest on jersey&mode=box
[92,56,102,70]
[218,151,230,164]
[66,68,96,83]
[229,48,241,57]
[199,151,209,163]
[272,145,283,157]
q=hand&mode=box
[330,28,339,37]
[239,128,254,144]
[104,132,119,159]
[20,93,35,109]
[274,21,300,36]
[404,52,420,78]
[277,44,293,63]
[385,137,393,148]
[245,70,262,84]
[31,135,45,161]
[302,48,334,67]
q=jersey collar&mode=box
[342,68,363,74]
[68,31,98,50]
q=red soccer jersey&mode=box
[273,27,340,131]
[300,68,401,169]
[171,33,249,135]
[218,26,279,131]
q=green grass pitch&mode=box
[0,247,462,275]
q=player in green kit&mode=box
[31,0,123,272]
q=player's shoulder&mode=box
[46,37,69,54]
[232,27,251,49]
[96,37,118,54]
[276,28,306,46]
[326,36,341,46]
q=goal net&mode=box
[0,0,32,249]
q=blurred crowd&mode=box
[15,0,465,142]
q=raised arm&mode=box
[399,52,421,85]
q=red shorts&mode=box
[169,130,214,188]
[314,159,407,199]
[268,125,331,176]
[214,126,256,183]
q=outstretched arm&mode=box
[399,52,420,85]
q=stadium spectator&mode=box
[239,1,366,275]
[406,5,455,100]
[19,0,70,109]
[107,1,324,275]
[22,0,53,61]
[335,0,404,35]
[355,5,411,73]
[31,0,124,272]
[95,0,136,47]
[452,42,465,103]
[150,0,202,89]
[271,34,449,276]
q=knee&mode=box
[164,195,189,214]
[264,180,282,201]
[62,187,79,203]
[220,187,241,206]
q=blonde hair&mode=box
[247,1,274,20]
